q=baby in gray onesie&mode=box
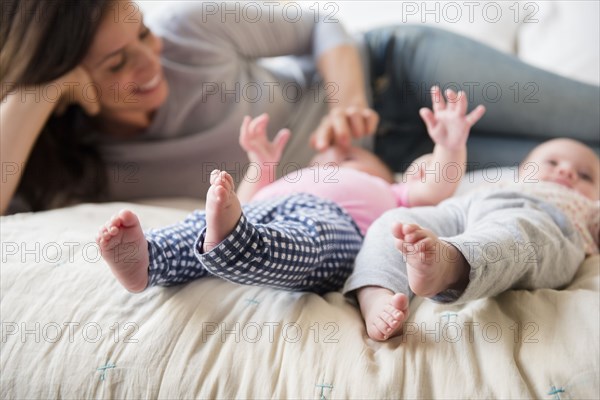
[344,138,600,341]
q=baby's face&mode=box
[521,139,600,201]
[309,146,395,183]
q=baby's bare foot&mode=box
[203,169,242,252]
[96,210,149,293]
[357,287,410,341]
[392,223,469,298]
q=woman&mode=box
[1,0,598,214]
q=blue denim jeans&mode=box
[366,25,599,170]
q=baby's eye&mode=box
[579,172,593,182]
[546,159,558,166]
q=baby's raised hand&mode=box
[239,113,291,165]
[419,87,486,151]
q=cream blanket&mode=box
[1,203,598,398]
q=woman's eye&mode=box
[109,55,127,73]
[107,26,150,73]
[140,26,151,39]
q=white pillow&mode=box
[517,1,599,85]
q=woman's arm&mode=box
[318,45,368,110]
[147,2,354,64]
[311,44,380,150]
[0,86,56,214]
[0,68,99,214]
[147,3,377,148]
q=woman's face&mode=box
[82,1,168,117]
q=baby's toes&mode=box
[214,184,228,200]
[402,223,421,235]
[217,172,233,192]
[98,225,110,239]
[380,309,399,327]
[394,237,407,252]
[209,169,221,185]
[110,214,119,224]
[404,229,428,244]
[97,231,110,248]
[223,172,235,191]
[214,172,229,190]
[392,223,405,240]
[101,232,122,251]
[108,225,120,236]
[399,239,420,256]
[104,218,116,233]
[101,229,113,243]
[420,237,437,252]
[117,210,138,228]
[384,303,403,321]
[373,315,395,338]
[390,293,409,311]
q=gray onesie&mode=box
[343,188,586,304]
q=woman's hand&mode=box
[309,105,379,152]
[54,66,101,116]
[239,113,291,166]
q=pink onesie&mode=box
[251,166,408,235]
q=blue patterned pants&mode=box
[145,194,363,294]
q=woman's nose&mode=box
[151,35,163,55]
[134,44,161,75]
[134,32,162,67]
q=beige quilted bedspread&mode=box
[1,203,598,399]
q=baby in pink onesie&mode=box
[238,87,487,236]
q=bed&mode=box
[2,1,600,398]
[1,188,599,398]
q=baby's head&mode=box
[309,145,395,184]
[520,138,600,201]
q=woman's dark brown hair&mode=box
[1,0,111,211]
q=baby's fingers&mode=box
[239,116,252,146]
[456,91,468,116]
[248,113,269,138]
[431,86,446,113]
[465,105,486,127]
[445,89,459,110]
[392,223,406,240]
[419,108,437,132]
[273,129,291,154]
